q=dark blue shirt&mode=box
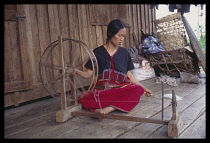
[85,45,134,75]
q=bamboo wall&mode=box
[4,4,156,107]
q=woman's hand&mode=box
[127,71,154,97]
[73,68,80,76]
[143,87,153,97]
[73,68,93,79]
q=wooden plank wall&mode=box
[4,4,156,107]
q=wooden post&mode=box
[55,37,82,123]
[168,90,182,137]
[171,90,178,120]
[70,41,77,105]
[161,80,164,120]
[58,35,67,110]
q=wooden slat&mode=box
[151,7,156,33]
[128,5,133,47]
[36,4,51,76]
[144,4,149,34]
[58,5,69,39]
[4,81,31,93]
[48,4,61,41]
[140,4,146,34]
[24,5,36,85]
[67,4,79,40]
[36,4,50,53]
[132,4,137,47]
[29,4,41,84]
[148,6,153,34]
[136,4,142,45]
[95,26,103,47]
[67,4,80,70]
[36,4,50,85]
[36,4,51,84]
[16,4,32,86]
[47,4,61,86]
[86,4,96,50]
[77,4,90,67]
[124,27,129,49]
[101,26,107,45]
[11,27,22,81]
[4,21,17,82]
[77,5,89,46]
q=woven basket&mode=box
[154,12,187,51]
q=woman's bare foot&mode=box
[95,107,116,114]
[95,109,106,114]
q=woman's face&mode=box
[110,28,126,47]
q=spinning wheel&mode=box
[39,36,98,120]
[39,36,182,138]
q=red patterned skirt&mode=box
[78,84,144,112]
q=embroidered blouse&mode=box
[85,45,134,87]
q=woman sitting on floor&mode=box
[74,19,153,114]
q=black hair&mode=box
[106,19,126,43]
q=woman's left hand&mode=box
[143,88,153,97]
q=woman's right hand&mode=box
[73,68,80,76]
[73,68,93,79]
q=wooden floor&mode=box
[4,76,206,139]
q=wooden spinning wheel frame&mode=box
[39,36,182,138]
[39,36,98,107]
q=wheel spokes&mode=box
[39,38,98,102]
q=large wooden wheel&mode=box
[39,36,98,107]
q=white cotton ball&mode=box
[163,94,183,101]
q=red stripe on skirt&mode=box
[78,84,144,112]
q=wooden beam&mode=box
[71,111,169,125]
[58,35,67,110]
[182,16,206,73]
[70,41,77,106]
[171,90,178,120]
